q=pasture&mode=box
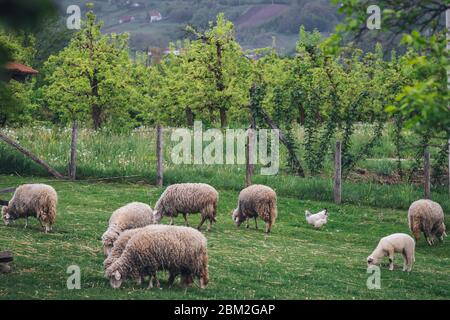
[0,175,448,300]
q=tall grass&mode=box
[0,126,448,212]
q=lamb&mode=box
[105,225,209,289]
[1,184,57,233]
[305,209,328,228]
[367,233,415,272]
[153,183,218,231]
[408,199,447,246]
[232,184,277,233]
[101,202,154,256]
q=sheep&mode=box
[103,224,174,286]
[101,202,154,256]
[232,184,277,233]
[153,183,218,231]
[408,199,447,246]
[305,209,328,228]
[1,184,57,233]
[105,225,209,289]
[367,233,415,272]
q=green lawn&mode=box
[0,175,448,299]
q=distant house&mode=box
[3,61,38,82]
[131,2,145,8]
[147,10,162,23]
[118,15,135,24]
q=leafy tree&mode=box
[42,5,141,130]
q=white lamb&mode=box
[305,209,328,228]
[367,233,415,272]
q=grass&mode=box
[0,175,449,299]
[1,126,449,212]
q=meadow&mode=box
[0,175,449,299]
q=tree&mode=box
[330,0,450,137]
[42,5,140,130]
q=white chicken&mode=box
[305,209,328,228]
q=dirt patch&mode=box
[236,4,289,28]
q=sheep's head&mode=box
[367,255,380,267]
[232,209,245,227]
[152,210,163,223]
[436,222,447,241]
[305,210,311,217]
[109,270,123,289]
[101,232,115,256]
[1,206,13,225]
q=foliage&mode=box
[41,6,144,129]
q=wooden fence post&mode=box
[68,120,78,180]
[156,124,163,187]
[334,141,342,204]
[448,139,450,198]
[424,147,431,199]
[245,128,255,188]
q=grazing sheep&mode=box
[1,184,57,233]
[232,184,277,233]
[305,209,328,228]
[153,183,218,231]
[367,233,415,272]
[408,199,447,245]
[105,225,209,289]
[101,202,154,256]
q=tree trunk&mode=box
[259,109,305,177]
[0,130,65,179]
[185,107,194,126]
[92,104,102,130]
[424,147,431,199]
[68,120,78,180]
[245,108,256,187]
[219,107,227,128]
[156,124,163,187]
[334,141,342,204]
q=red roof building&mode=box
[3,61,38,81]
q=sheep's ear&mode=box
[324,208,328,215]
[114,270,121,281]
[305,210,310,215]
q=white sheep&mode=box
[232,184,277,233]
[153,183,218,231]
[1,184,57,233]
[305,209,328,228]
[367,233,415,272]
[101,202,154,256]
[408,199,447,245]
[105,225,209,289]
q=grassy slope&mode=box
[0,175,448,299]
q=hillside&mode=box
[56,0,340,54]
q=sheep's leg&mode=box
[402,251,408,272]
[207,218,213,232]
[254,217,258,229]
[168,272,177,286]
[246,218,250,229]
[182,213,189,227]
[147,273,160,289]
[197,216,207,231]
[265,222,272,233]
[388,250,394,271]
[24,217,28,229]
[169,216,175,225]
